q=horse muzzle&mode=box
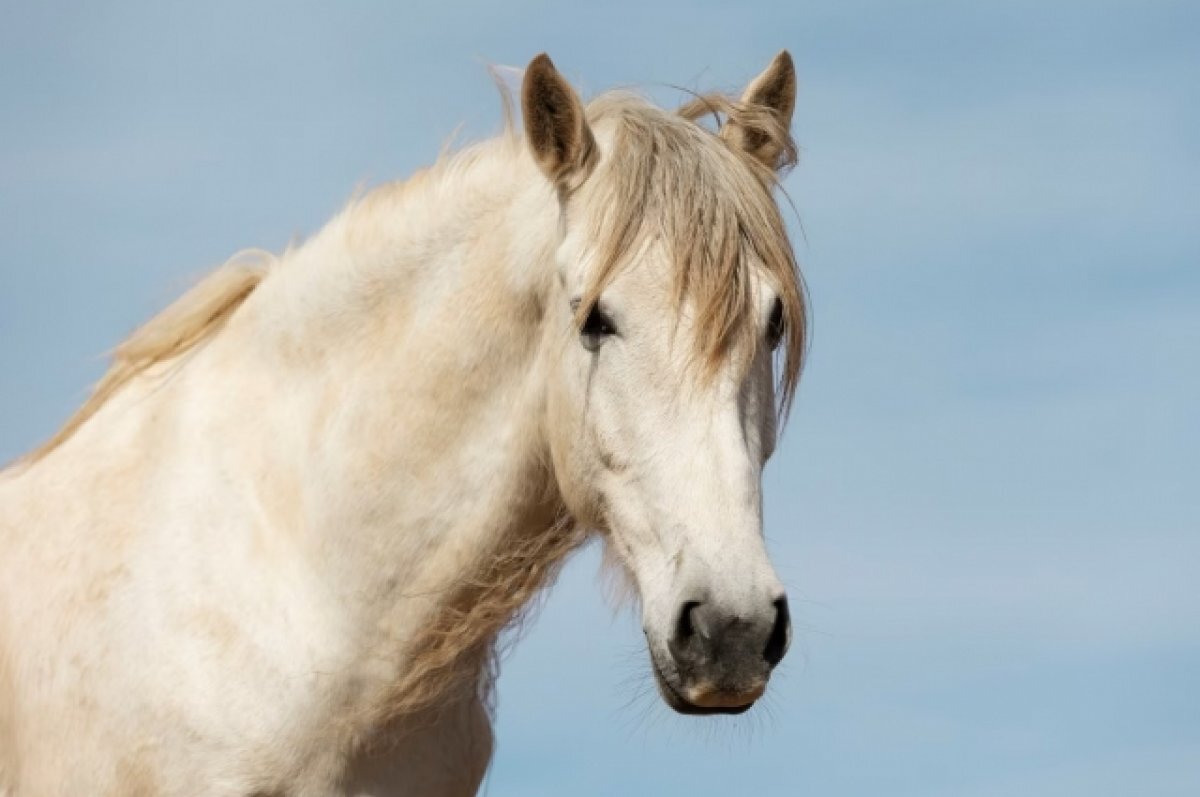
[648,594,791,715]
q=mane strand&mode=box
[576,91,808,419]
[16,252,271,466]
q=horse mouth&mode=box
[650,657,756,716]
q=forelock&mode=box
[575,92,807,418]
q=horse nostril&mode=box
[676,600,701,641]
[763,596,790,668]
[667,600,704,668]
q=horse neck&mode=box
[198,139,568,693]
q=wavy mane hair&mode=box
[579,91,806,416]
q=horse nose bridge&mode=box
[665,420,763,526]
[671,536,783,620]
[652,405,774,593]
[665,520,775,614]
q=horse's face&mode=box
[524,53,800,715]
[548,244,790,715]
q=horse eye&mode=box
[580,305,616,344]
[767,298,785,350]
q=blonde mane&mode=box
[369,511,585,733]
[17,250,273,466]
[579,91,807,417]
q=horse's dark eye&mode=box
[581,305,615,337]
[577,303,616,350]
[767,298,785,349]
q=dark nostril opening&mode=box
[676,600,701,641]
[763,596,790,668]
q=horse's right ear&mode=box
[522,54,595,186]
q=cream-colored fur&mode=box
[0,53,804,796]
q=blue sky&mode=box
[2,2,1197,794]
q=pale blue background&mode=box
[2,2,1197,795]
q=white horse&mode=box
[0,52,806,796]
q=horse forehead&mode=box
[605,245,775,309]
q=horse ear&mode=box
[724,50,797,170]
[522,54,595,186]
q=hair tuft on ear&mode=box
[723,50,797,171]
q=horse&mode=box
[0,51,807,796]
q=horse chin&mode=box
[649,656,756,716]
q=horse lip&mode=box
[649,655,755,716]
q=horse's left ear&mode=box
[522,53,595,187]
[724,50,797,170]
